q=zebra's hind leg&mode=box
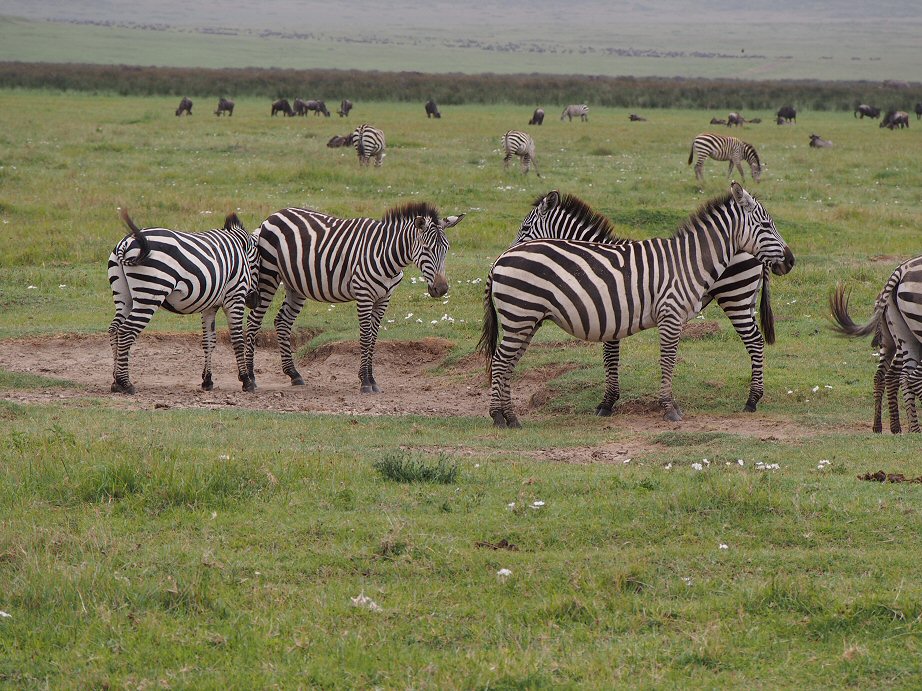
[905,365,922,433]
[596,340,621,416]
[200,308,218,391]
[885,353,903,434]
[275,292,308,385]
[489,328,538,429]
[244,270,282,388]
[503,153,512,170]
[872,353,891,433]
[224,298,253,392]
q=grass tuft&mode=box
[372,451,460,484]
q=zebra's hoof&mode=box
[111,381,135,395]
[201,379,214,392]
[743,402,757,413]
[491,412,507,428]
[290,377,305,386]
[664,408,683,422]
[241,378,256,393]
[505,414,522,429]
[595,404,613,417]
[873,424,882,434]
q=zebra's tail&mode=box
[118,208,150,265]
[476,275,499,371]
[829,283,881,338]
[759,265,776,345]
[687,144,695,165]
[356,131,366,160]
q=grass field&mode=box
[2,90,922,687]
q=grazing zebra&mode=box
[244,204,465,393]
[560,104,589,122]
[175,97,193,116]
[107,210,259,394]
[501,130,540,177]
[350,124,386,166]
[529,108,545,125]
[688,133,762,183]
[830,257,922,433]
[478,183,794,427]
[338,99,353,117]
[214,98,234,116]
[513,190,787,413]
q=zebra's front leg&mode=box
[224,297,253,392]
[596,340,621,416]
[275,292,308,385]
[885,354,902,434]
[657,318,684,421]
[200,308,219,391]
[903,363,921,433]
[694,164,704,182]
[357,295,391,393]
[872,355,890,433]
[727,160,736,178]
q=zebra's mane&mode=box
[674,191,737,238]
[382,202,440,225]
[536,193,619,242]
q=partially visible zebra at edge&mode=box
[351,124,386,166]
[688,133,762,183]
[245,204,466,393]
[513,189,786,413]
[501,130,541,177]
[560,104,589,122]
[108,210,259,394]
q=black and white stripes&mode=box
[560,104,589,122]
[688,133,762,183]
[501,130,540,177]
[351,124,386,166]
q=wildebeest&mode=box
[271,99,295,117]
[880,110,910,129]
[916,103,922,120]
[629,113,647,122]
[528,108,545,126]
[327,134,353,148]
[776,106,796,124]
[710,117,727,125]
[854,104,881,119]
[214,98,234,116]
[338,99,353,117]
[425,99,441,118]
[748,118,762,124]
[175,97,193,116]
[560,104,589,122]
[302,100,330,117]
[727,112,745,127]
[809,133,833,148]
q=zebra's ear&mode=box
[730,182,756,212]
[414,216,428,230]
[537,191,560,216]
[442,214,465,229]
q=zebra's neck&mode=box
[669,202,741,288]
[365,218,417,274]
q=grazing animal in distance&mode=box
[305,100,330,117]
[529,108,545,125]
[629,113,647,121]
[512,190,788,414]
[350,124,386,166]
[271,98,295,117]
[915,103,922,120]
[175,97,193,116]
[245,204,465,393]
[748,118,763,124]
[880,110,910,129]
[776,106,796,124]
[561,104,589,122]
[727,112,746,127]
[809,133,833,148]
[327,134,353,148]
[425,99,441,118]
[107,210,258,394]
[293,98,309,116]
[689,133,762,183]
[854,104,881,119]
[214,98,234,116]
[501,130,540,177]
[479,183,794,427]
[830,256,922,433]
[338,99,353,117]
[710,117,727,125]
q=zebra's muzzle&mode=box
[771,246,795,276]
[428,274,449,298]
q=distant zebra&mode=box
[561,104,589,122]
[830,256,922,433]
[688,133,762,183]
[478,183,794,426]
[214,98,234,116]
[513,190,788,413]
[529,108,545,125]
[338,99,353,117]
[351,124,386,166]
[107,210,258,394]
[501,130,540,177]
[175,97,193,116]
[244,204,466,393]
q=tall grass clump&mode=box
[373,451,459,484]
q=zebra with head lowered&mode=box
[245,204,465,393]
[830,256,922,433]
[561,104,589,122]
[479,183,794,427]
[108,210,259,394]
[689,133,762,183]
[501,130,540,177]
[350,124,386,166]
[513,190,789,414]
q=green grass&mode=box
[2,91,922,687]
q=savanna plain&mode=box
[1,91,922,688]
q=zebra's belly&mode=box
[547,305,658,342]
[163,286,228,314]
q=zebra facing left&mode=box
[689,133,762,183]
[479,183,794,427]
[107,210,259,394]
[244,203,465,394]
[501,130,541,177]
[351,124,386,166]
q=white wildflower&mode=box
[719,543,729,550]
[507,502,515,509]
[27,285,37,289]
[811,386,819,393]
[530,500,545,509]
[497,568,512,579]
[351,592,382,612]
[0,610,11,619]
[691,463,704,471]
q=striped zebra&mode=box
[107,210,259,394]
[560,104,589,122]
[478,183,794,427]
[244,203,465,393]
[514,190,786,413]
[688,133,762,183]
[351,124,386,166]
[501,130,541,177]
[830,256,922,433]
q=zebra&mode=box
[560,104,589,122]
[107,210,259,394]
[175,97,193,116]
[513,190,788,413]
[244,204,465,393]
[350,124,386,167]
[688,133,762,183]
[478,183,794,427]
[501,130,540,177]
[830,256,922,433]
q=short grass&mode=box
[1,91,922,687]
